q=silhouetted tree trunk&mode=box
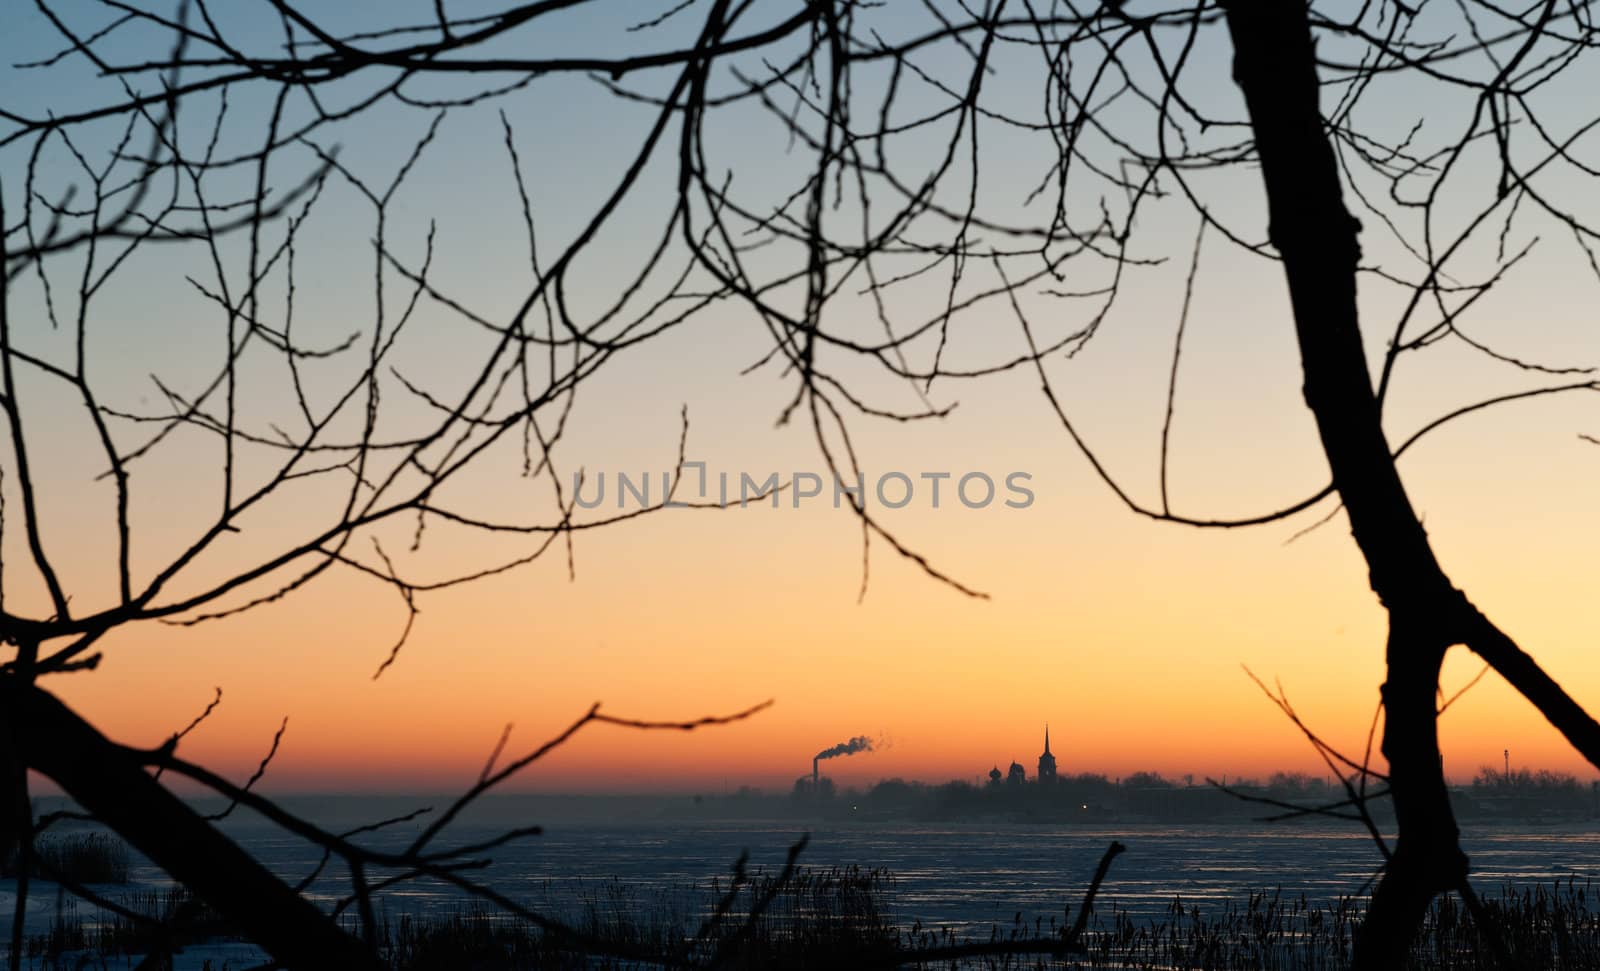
[3,678,378,970]
[1222,2,1468,964]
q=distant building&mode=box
[1038,725,1057,784]
[985,725,1060,789]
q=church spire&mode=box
[1037,723,1058,784]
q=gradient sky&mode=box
[6,1,1600,795]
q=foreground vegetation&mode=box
[376,877,1600,970]
[2,835,130,885]
[10,863,1600,970]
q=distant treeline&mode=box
[687,768,1600,824]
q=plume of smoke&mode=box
[815,736,873,761]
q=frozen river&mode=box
[7,803,1600,967]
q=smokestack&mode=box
[811,735,873,788]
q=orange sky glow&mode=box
[12,1,1600,800]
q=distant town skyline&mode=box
[94,718,1588,798]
